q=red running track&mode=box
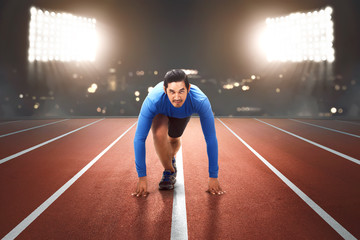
[0,118,359,239]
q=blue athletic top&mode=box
[133,81,219,178]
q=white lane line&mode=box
[0,119,104,165]
[0,120,22,126]
[255,119,360,166]
[1,121,137,240]
[217,118,356,240]
[336,120,360,126]
[0,119,69,138]
[171,145,188,240]
[290,119,360,139]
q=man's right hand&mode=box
[132,176,148,197]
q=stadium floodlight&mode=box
[28,6,98,62]
[260,6,334,62]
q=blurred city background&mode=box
[0,0,359,119]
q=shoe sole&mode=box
[159,185,174,190]
[159,179,176,190]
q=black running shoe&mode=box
[159,170,176,190]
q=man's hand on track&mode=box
[132,176,149,197]
[206,178,225,195]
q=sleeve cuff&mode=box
[137,171,147,178]
[209,172,218,178]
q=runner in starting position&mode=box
[132,69,224,197]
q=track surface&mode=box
[0,118,359,239]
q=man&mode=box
[132,69,224,197]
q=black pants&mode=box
[167,116,191,138]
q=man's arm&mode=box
[198,98,225,195]
[198,98,219,178]
[132,98,156,197]
[133,112,153,177]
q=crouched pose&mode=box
[132,69,224,197]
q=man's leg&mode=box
[151,114,179,172]
[168,136,181,161]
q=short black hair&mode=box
[164,69,190,91]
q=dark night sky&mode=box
[0,0,360,79]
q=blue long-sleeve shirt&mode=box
[133,81,219,178]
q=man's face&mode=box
[164,81,190,108]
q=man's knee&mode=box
[168,136,180,144]
[153,129,167,142]
[152,114,168,141]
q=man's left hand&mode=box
[207,178,225,195]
